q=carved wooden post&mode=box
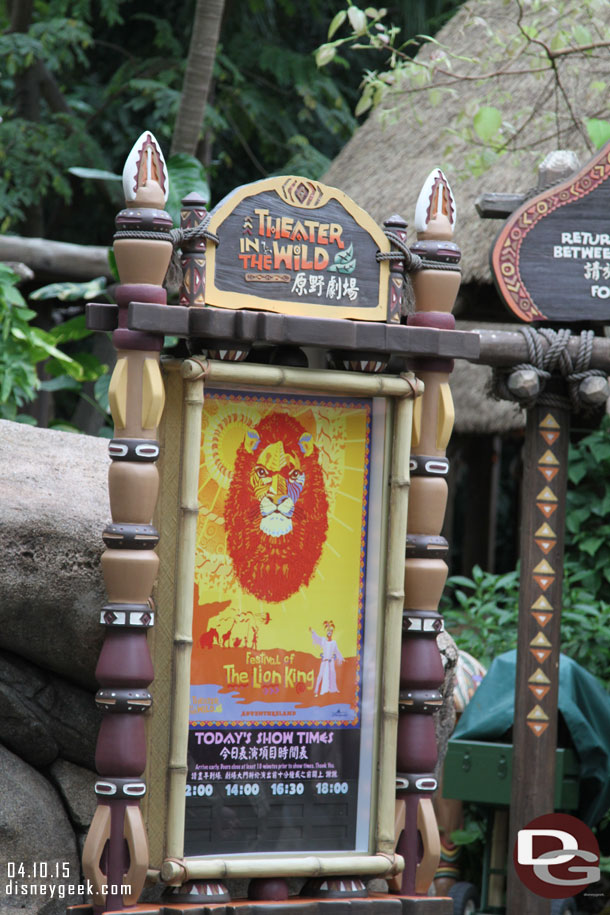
[81,132,171,912]
[179,192,208,308]
[506,397,569,915]
[384,213,409,323]
[395,170,461,897]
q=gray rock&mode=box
[0,420,109,688]
[435,629,459,776]
[0,648,100,769]
[48,759,97,829]
[0,744,82,915]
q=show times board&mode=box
[184,728,360,855]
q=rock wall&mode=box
[0,418,458,913]
[0,420,108,914]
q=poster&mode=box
[185,387,385,856]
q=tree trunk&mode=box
[10,0,44,235]
[170,0,225,158]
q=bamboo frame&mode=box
[377,393,413,854]
[178,358,423,399]
[152,358,420,882]
[161,852,403,884]
[165,375,205,859]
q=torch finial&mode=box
[122,131,169,208]
[414,168,456,240]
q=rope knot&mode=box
[491,327,608,413]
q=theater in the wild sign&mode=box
[492,142,610,323]
[203,175,390,321]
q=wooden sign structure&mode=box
[77,132,480,915]
[492,142,610,323]
[203,177,391,321]
[486,148,610,914]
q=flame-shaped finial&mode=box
[414,168,456,238]
[122,131,169,207]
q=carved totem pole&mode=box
[82,132,171,911]
[395,170,461,896]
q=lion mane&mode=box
[225,412,328,603]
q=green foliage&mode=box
[317,1,610,179]
[0,0,368,237]
[441,566,521,665]
[442,562,610,690]
[165,154,210,224]
[0,0,472,239]
[209,17,358,196]
[565,416,610,599]
[472,106,502,144]
[0,0,469,432]
[586,118,610,150]
[441,419,610,690]
[0,266,106,423]
[30,277,108,302]
[0,266,41,421]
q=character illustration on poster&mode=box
[224,411,329,603]
[310,621,343,696]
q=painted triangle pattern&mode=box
[540,413,560,429]
[530,631,552,648]
[533,558,555,575]
[539,449,559,465]
[529,667,551,685]
[531,595,553,611]
[529,684,550,700]
[527,721,549,736]
[537,502,558,518]
[536,485,558,502]
[533,575,554,591]
[522,411,563,739]
[531,611,552,627]
[535,538,556,554]
[527,704,549,721]
[541,430,560,445]
[538,466,559,482]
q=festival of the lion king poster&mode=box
[185,387,382,854]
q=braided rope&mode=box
[419,258,461,272]
[170,221,219,246]
[377,231,422,272]
[113,229,173,242]
[491,327,606,413]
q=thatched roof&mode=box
[324,0,610,285]
[451,323,524,434]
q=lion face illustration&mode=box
[225,412,328,603]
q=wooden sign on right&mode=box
[492,142,610,323]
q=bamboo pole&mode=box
[178,358,424,400]
[161,852,404,884]
[377,392,413,854]
[165,373,205,859]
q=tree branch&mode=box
[0,236,112,280]
[35,60,72,116]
